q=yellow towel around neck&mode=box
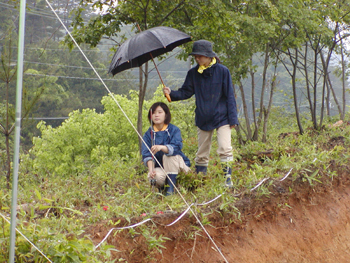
[198,57,216,74]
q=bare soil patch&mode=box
[87,160,350,262]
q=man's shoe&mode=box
[225,174,233,188]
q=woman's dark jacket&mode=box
[142,123,191,168]
[170,63,239,131]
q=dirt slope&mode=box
[90,167,350,263]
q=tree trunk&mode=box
[250,66,257,140]
[312,44,318,129]
[340,37,346,120]
[311,40,326,130]
[291,48,304,134]
[137,62,149,155]
[319,66,326,129]
[5,76,11,188]
[253,45,269,141]
[238,82,252,141]
[5,133,11,189]
[262,60,277,142]
[303,42,314,123]
[233,84,244,145]
[326,76,330,116]
[323,64,342,118]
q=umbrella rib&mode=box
[148,29,167,49]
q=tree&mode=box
[62,0,350,146]
[0,33,52,186]
[0,0,80,185]
[66,0,197,153]
[275,0,350,132]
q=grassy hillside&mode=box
[0,98,349,261]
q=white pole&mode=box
[9,0,26,261]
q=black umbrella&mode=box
[108,26,192,101]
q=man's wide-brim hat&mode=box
[189,40,216,57]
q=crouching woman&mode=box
[142,102,191,196]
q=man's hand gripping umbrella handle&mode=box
[165,93,171,102]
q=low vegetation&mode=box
[1,87,349,262]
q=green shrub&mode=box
[28,86,196,178]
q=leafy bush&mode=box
[28,86,196,177]
[0,216,116,262]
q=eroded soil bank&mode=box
[90,165,350,263]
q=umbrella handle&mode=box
[165,93,171,102]
[151,55,171,102]
[136,24,172,103]
[150,55,171,102]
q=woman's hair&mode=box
[148,102,171,124]
[214,56,221,63]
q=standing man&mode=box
[163,39,238,187]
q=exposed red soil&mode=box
[88,162,350,263]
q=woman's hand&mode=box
[151,145,168,154]
[147,160,156,179]
[148,170,156,179]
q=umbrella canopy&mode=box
[108,26,192,75]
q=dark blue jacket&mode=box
[142,123,191,168]
[170,63,238,131]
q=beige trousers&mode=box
[149,155,191,187]
[195,124,233,166]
